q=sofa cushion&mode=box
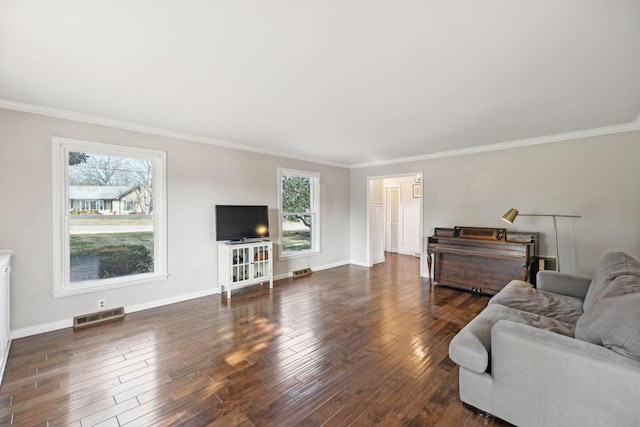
[583,252,640,312]
[576,273,640,360]
[490,280,584,325]
[449,304,575,374]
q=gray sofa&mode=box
[448,251,640,427]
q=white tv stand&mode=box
[218,240,273,298]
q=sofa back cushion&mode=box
[583,252,640,312]
[576,272,640,360]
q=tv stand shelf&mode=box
[218,241,273,299]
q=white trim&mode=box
[273,259,351,281]
[2,98,637,170]
[398,204,420,254]
[349,260,371,268]
[12,256,363,339]
[366,172,424,269]
[277,249,322,260]
[11,319,72,340]
[0,98,349,169]
[277,168,321,260]
[52,273,169,298]
[384,186,400,253]
[397,249,420,256]
[0,339,10,385]
[350,121,640,168]
[52,137,168,296]
[11,287,220,339]
[370,202,386,265]
[125,287,219,314]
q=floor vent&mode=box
[292,268,312,279]
[74,307,125,329]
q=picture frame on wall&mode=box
[413,184,421,198]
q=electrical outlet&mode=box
[98,299,106,310]
[305,261,309,268]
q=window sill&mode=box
[53,272,168,298]
[278,249,321,261]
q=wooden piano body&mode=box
[426,226,538,295]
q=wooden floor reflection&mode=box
[0,253,509,426]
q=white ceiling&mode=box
[1,1,639,167]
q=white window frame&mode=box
[52,137,168,297]
[278,168,320,259]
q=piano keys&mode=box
[426,226,538,295]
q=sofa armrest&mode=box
[536,270,591,299]
[490,320,640,427]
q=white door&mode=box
[384,187,399,252]
[370,203,385,264]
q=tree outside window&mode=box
[279,169,320,257]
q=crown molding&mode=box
[350,117,640,169]
[0,98,350,169]
[1,98,637,170]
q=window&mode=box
[83,200,104,211]
[278,168,320,258]
[53,137,167,297]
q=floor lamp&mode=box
[502,208,580,272]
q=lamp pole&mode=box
[502,209,580,272]
[516,214,580,272]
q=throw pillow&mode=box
[576,274,640,360]
[583,252,640,312]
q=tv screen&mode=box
[215,205,269,241]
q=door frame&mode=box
[366,172,424,276]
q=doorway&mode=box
[368,173,423,272]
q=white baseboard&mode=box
[397,249,420,256]
[125,287,219,315]
[274,259,351,280]
[349,260,371,267]
[11,287,220,339]
[314,260,351,271]
[0,339,11,385]
[11,261,355,339]
[273,272,291,281]
[11,318,73,339]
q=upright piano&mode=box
[426,226,538,295]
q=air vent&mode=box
[292,268,312,279]
[73,307,125,329]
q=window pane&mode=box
[69,216,154,282]
[282,215,312,252]
[278,169,319,257]
[69,153,154,214]
[68,151,155,283]
[281,176,311,212]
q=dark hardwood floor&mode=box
[0,254,509,426]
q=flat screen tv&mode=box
[215,205,269,241]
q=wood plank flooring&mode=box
[0,254,509,426]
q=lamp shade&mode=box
[502,208,518,224]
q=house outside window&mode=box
[278,168,320,258]
[52,137,167,297]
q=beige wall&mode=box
[383,176,420,205]
[350,130,640,277]
[0,108,351,334]
[2,105,639,335]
